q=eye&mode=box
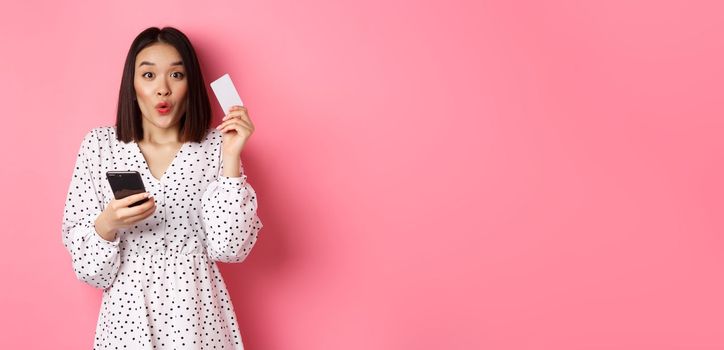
[172,72,185,79]
[142,72,154,79]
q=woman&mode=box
[61,26,263,349]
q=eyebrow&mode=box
[138,60,184,67]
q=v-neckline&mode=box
[132,140,187,184]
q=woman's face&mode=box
[133,43,188,132]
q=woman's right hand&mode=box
[94,192,157,241]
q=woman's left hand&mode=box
[216,105,255,157]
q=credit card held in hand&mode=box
[210,73,244,113]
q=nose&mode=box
[156,80,170,96]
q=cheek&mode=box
[134,81,151,97]
[176,82,189,96]
[176,84,189,104]
[133,83,154,109]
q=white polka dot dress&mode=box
[61,126,264,349]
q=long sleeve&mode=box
[201,157,264,263]
[61,129,121,289]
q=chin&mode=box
[153,115,179,128]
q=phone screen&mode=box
[106,171,148,207]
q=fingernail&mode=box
[145,193,151,198]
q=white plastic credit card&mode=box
[210,73,244,113]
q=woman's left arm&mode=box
[201,163,263,263]
[201,105,264,263]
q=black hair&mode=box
[115,26,211,143]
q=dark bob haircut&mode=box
[115,26,211,143]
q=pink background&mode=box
[1,0,723,349]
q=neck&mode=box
[140,117,181,145]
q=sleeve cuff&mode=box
[93,226,120,246]
[219,174,248,188]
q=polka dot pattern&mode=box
[61,126,264,349]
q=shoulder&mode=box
[196,128,224,150]
[82,126,115,142]
[78,126,115,154]
[202,128,222,143]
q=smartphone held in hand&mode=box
[106,171,148,207]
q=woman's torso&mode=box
[91,125,224,260]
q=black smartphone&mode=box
[106,170,148,207]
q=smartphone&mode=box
[106,170,148,207]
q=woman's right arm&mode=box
[61,129,121,290]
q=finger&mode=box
[229,118,252,129]
[121,197,156,218]
[117,196,155,217]
[223,107,246,119]
[235,112,253,125]
[124,203,156,224]
[220,119,252,133]
[119,192,151,208]
[220,123,252,135]
[217,117,237,129]
[222,109,249,121]
[227,105,246,114]
[216,118,251,131]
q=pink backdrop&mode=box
[1,0,723,349]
